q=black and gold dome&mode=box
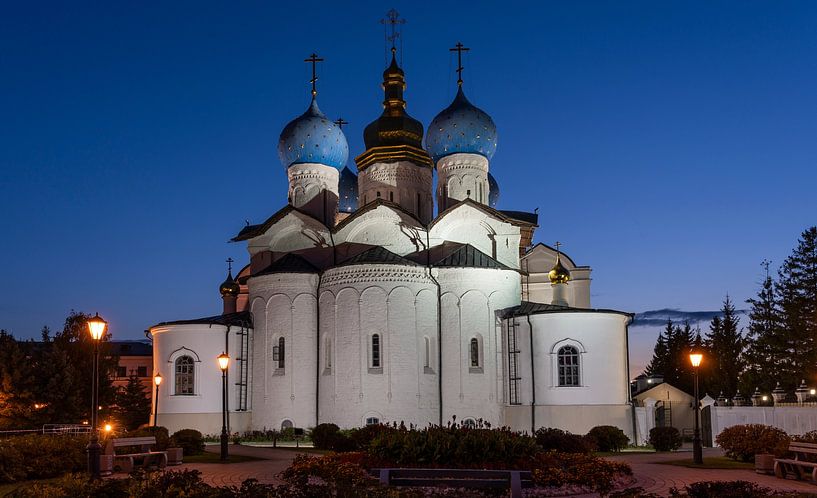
[219,271,240,297]
[356,49,432,170]
[548,255,571,285]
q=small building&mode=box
[633,382,694,435]
[109,340,153,393]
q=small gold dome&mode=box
[219,272,240,298]
[548,256,571,284]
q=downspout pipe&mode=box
[526,313,536,434]
[315,272,322,427]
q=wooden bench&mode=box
[104,436,167,473]
[775,441,817,481]
[372,468,533,497]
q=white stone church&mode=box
[149,44,635,439]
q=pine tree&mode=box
[705,296,744,397]
[776,227,817,389]
[666,321,695,394]
[114,375,151,430]
[644,319,672,377]
[742,260,785,393]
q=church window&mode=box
[557,345,580,387]
[174,356,195,395]
[273,337,285,369]
[281,419,293,431]
[466,189,471,198]
[462,418,477,428]
[371,334,381,368]
[377,191,381,198]
[470,338,480,367]
[424,337,430,369]
[365,417,380,426]
[389,191,393,202]
[324,336,332,373]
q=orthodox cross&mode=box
[226,257,234,273]
[333,118,348,129]
[554,241,562,257]
[304,53,324,97]
[449,42,470,86]
[381,9,406,50]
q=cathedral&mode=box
[149,36,635,439]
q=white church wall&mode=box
[505,405,635,440]
[246,210,332,260]
[319,264,438,428]
[334,204,428,256]
[151,323,250,435]
[436,268,521,427]
[521,245,591,307]
[357,160,433,223]
[429,204,521,269]
[287,162,339,225]
[248,272,318,431]
[435,153,489,209]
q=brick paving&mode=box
[605,448,817,496]
[180,445,817,496]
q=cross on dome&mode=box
[449,42,470,86]
[304,53,324,97]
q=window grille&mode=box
[557,345,580,386]
[470,338,480,367]
[371,334,381,368]
[175,356,195,395]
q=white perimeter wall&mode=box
[711,406,817,440]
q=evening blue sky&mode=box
[1,1,815,367]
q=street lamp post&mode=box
[689,348,704,465]
[153,373,162,427]
[86,313,107,480]
[217,353,230,461]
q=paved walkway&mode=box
[606,448,817,496]
[176,444,317,487]
[181,445,817,496]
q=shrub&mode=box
[310,423,340,450]
[126,425,170,450]
[530,451,632,496]
[349,424,389,451]
[795,430,817,443]
[715,424,790,462]
[648,427,682,452]
[170,429,205,456]
[669,480,779,497]
[534,427,594,453]
[587,425,629,452]
[0,435,86,484]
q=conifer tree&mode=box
[644,319,672,377]
[705,296,744,397]
[776,227,817,389]
[114,375,151,430]
[666,321,695,394]
[742,260,785,393]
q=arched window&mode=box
[365,417,380,426]
[281,419,293,431]
[470,338,480,368]
[371,334,381,368]
[424,337,430,369]
[389,191,394,202]
[557,345,580,387]
[324,336,332,373]
[376,191,381,198]
[174,356,195,395]
[462,418,477,428]
[273,337,285,369]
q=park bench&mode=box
[372,468,533,497]
[104,436,167,473]
[774,441,817,481]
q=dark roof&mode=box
[231,205,329,242]
[152,311,253,329]
[497,301,634,319]
[431,243,510,270]
[109,340,152,356]
[499,210,539,226]
[338,246,419,267]
[254,253,319,276]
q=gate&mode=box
[701,405,713,447]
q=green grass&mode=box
[184,452,263,464]
[657,456,754,469]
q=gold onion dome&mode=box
[219,271,240,297]
[548,256,571,284]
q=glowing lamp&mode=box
[811,389,816,396]
[762,395,768,402]
[689,352,703,368]
[154,373,163,386]
[87,313,107,341]
[217,353,230,372]
[104,423,112,433]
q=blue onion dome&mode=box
[487,172,500,208]
[426,86,498,164]
[278,98,349,169]
[338,166,359,213]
